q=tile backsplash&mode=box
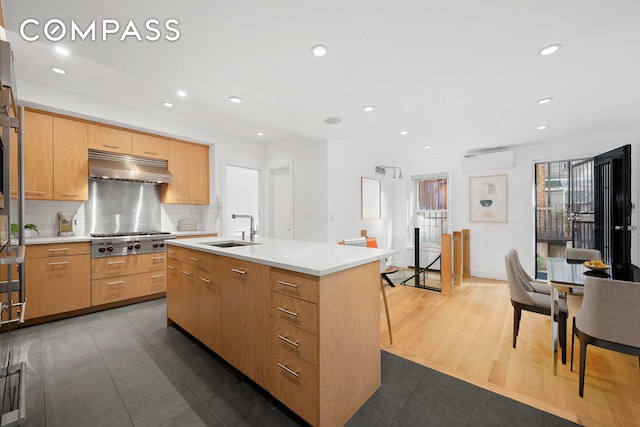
[11,200,218,237]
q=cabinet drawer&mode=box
[180,248,217,271]
[25,254,91,319]
[271,346,318,425]
[92,252,166,279]
[271,318,318,366]
[92,270,166,306]
[26,242,90,258]
[88,124,132,154]
[271,268,318,304]
[131,133,168,160]
[167,246,181,262]
[270,292,318,335]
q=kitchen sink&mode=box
[202,241,260,248]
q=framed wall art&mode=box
[361,177,381,220]
[469,174,508,222]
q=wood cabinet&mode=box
[165,245,381,426]
[162,140,209,205]
[24,110,53,199]
[220,257,272,389]
[188,143,210,204]
[53,116,88,200]
[88,123,132,154]
[24,242,91,319]
[22,110,88,201]
[131,133,168,160]
[91,252,166,306]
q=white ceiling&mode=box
[3,0,640,162]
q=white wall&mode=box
[393,132,640,281]
[264,138,328,242]
[326,139,395,248]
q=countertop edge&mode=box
[167,237,396,277]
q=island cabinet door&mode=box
[219,256,272,389]
[166,260,182,324]
[198,265,221,354]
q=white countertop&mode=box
[167,236,396,276]
[174,230,218,237]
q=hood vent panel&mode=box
[89,149,173,183]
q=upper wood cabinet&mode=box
[24,110,54,199]
[53,117,88,201]
[88,124,132,154]
[162,141,209,205]
[131,133,168,160]
[188,143,210,204]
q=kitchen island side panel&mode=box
[318,261,381,426]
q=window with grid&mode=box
[414,176,448,245]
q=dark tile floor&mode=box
[1,299,581,426]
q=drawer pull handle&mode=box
[48,261,70,266]
[168,251,177,254]
[152,256,165,260]
[231,268,246,275]
[103,144,119,149]
[167,265,176,270]
[277,363,299,378]
[144,151,158,155]
[61,192,78,197]
[151,274,164,279]
[277,307,299,317]
[107,261,124,265]
[277,280,299,289]
[182,271,193,275]
[277,334,299,347]
[48,248,70,252]
[189,257,201,262]
[25,190,44,195]
[199,277,212,283]
[107,280,124,286]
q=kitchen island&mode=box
[166,236,394,427]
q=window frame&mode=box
[411,173,450,248]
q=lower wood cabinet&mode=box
[92,270,166,306]
[25,252,91,319]
[165,247,381,426]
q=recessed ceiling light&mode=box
[311,44,328,57]
[163,102,173,108]
[537,125,548,130]
[400,130,408,135]
[324,116,342,125]
[51,67,66,74]
[257,132,264,136]
[424,145,431,149]
[362,106,375,112]
[229,96,242,103]
[177,90,187,98]
[537,97,553,105]
[539,44,562,56]
[54,46,70,56]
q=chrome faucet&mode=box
[232,214,257,241]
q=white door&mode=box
[225,165,260,239]
[270,166,294,239]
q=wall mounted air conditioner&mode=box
[461,150,515,173]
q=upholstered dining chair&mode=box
[570,275,640,397]
[509,249,550,295]
[505,252,569,363]
[566,248,602,262]
[340,237,394,344]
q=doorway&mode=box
[269,165,294,239]
[225,165,260,239]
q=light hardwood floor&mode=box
[379,277,640,427]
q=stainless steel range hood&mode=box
[88,150,172,183]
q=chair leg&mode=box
[570,317,576,371]
[560,312,567,365]
[579,334,588,397]
[512,304,522,348]
[380,281,393,345]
